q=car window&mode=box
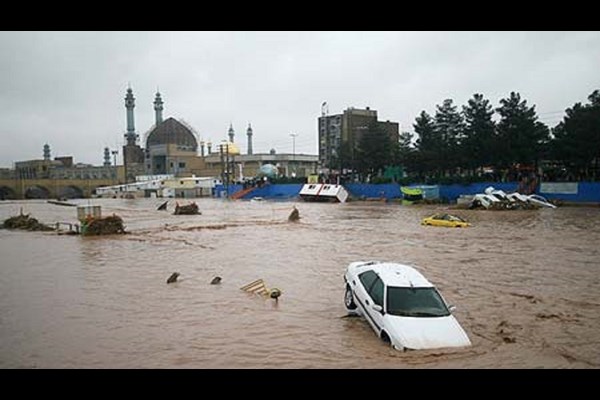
[359,270,378,292]
[386,287,450,317]
[369,277,384,307]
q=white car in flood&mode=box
[344,261,471,351]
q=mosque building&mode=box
[121,87,318,183]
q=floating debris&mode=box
[157,201,169,211]
[2,212,54,231]
[241,278,282,299]
[174,202,201,215]
[241,279,269,296]
[210,276,222,285]
[468,186,557,210]
[47,199,77,207]
[82,215,126,236]
[288,206,300,222]
[167,272,180,284]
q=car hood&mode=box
[386,314,471,350]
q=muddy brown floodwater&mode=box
[1,198,599,368]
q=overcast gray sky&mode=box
[1,31,599,168]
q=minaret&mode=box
[154,90,164,125]
[43,143,51,160]
[228,123,235,143]
[124,86,137,146]
[103,147,111,166]
[207,141,212,155]
[246,123,253,155]
[200,140,205,157]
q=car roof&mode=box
[350,261,433,288]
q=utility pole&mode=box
[111,150,118,185]
[290,133,298,177]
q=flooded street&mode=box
[1,198,599,368]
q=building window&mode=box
[179,162,186,169]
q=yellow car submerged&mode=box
[421,213,471,228]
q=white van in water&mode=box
[343,261,471,351]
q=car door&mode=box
[366,276,385,335]
[355,270,385,334]
[354,270,376,313]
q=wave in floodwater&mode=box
[1,198,599,368]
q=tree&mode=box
[433,99,465,175]
[495,92,549,168]
[462,93,497,174]
[413,110,439,177]
[551,89,600,180]
[396,131,415,171]
[355,121,393,179]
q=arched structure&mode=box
[57,185,84,199]
[0,186,16,200]
[24,185,50,199]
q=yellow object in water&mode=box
[421,214,470,228]
[401,187,423,196]
[401,187,423,204]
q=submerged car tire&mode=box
[344,285,357,310]
[381,330,391,344]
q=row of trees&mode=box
[352,90,600,183]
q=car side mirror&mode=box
[372,304,384,314]
[448,305,457,313]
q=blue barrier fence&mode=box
[218,182,600,203]
[345,183,401,200]
[214,183,302,200]
[538,182,600,203]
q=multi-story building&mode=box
[318,106,399,174]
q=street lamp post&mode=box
[111,150,118,185]
[290,133,298,177]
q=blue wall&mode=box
[215,183,302,200]
[244,184,303,200]
[214,184,242,198]
[345,183,401,200]
[539,182,600,203]
[220,182,600,203]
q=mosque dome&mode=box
[258,164,278,178]
[146,117,198,150]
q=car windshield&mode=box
[386,287,450,317]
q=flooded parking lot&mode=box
[1,198,599,368]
